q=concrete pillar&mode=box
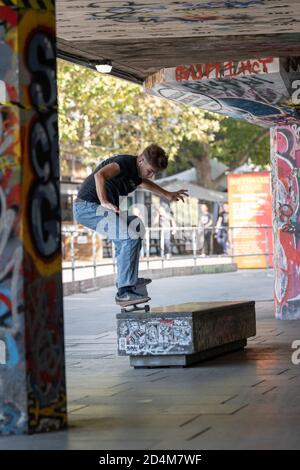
[271,125,300,319]
[0,1,67,433]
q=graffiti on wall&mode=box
[0,4,26,434]
[0,2,67,434]
[118,317,193,355]
[145,57,300,128]
[175,58,276,81]
[56,1,300,41]
[271,125,300,319]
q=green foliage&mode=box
[211,118,270,170]
[57,60,270,179]
[57,60,220,167]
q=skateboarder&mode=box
[73,144,189,307]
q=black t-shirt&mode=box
[77,154,142,207]
[220,211,229,227]
[201,213,212,227]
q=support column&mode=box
[271,125,300,319]
[0,0,67,433]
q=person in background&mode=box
[216,203,229,254]
[199,203,213,256]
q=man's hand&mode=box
[101,200,120,214]
[167,189,189,203]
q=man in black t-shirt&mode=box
[77,153,143,209]
[73,144,189,307]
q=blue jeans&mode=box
[216,228,228,254]
[73,201,144,289]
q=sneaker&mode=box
[115,288,151,307]
[135,277,152,288]
[115,277,152,290]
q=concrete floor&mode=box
[1,269,300,450]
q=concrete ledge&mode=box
[63,262,237,296]
[117,301,256,368]
[130,339,247,368]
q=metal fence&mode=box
[62,225,273,282]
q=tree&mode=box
[57,60,269,188]
[211,118,270,171]
[57,60,220,177]
[166,119,270,189]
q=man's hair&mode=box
[142,144,168,171]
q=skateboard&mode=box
[118,285,151,314]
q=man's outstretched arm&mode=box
[94,163,120,213]
[139,178,189,202]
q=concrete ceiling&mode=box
[56,0,300,84]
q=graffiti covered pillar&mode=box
[0,0,67,433]
[271,125,300,319]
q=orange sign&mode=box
[227,172,273,269]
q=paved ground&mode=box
[2,268,300,450]
[63,268,274,335]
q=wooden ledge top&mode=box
[117,300,256,319]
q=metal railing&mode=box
[62,225,273,282]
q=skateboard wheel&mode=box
[145,305,150,312]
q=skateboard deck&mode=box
[117,285,151,314]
